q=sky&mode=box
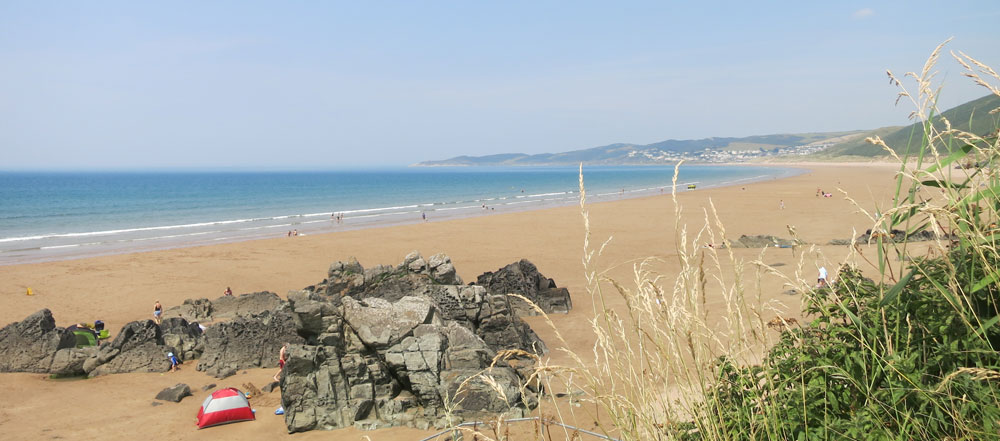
[1,1,999,170]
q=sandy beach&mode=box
[0,163,905,441]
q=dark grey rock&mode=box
[215,367,237,379]
[0,309,76,373]
[160,317,203,362]
[201,383,217,391]
[730,235,796,248]
[84,320,174,376]
[262,381,279,393]
[162,298,212,321]
[211,291,285,319]
[474,259,572,315]
[49,347,97,376]
[196,310,303,378]
[155,383,192,403]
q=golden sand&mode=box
[0,163,903,440]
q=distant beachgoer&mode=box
[817,188,822,197]
[153,301,162,325]
[422,212,427,221]
[779,200,785,210]
[287,230,292,237]
[274,344,288,381]
[817,266,828,288]
[167,352,181,372]
[293,229,298,236]
[224,287,233,296]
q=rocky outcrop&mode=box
[163,291,285,322]
[0,252,566,435]
[211,291,285,319]
[196,310,303,378]
[279,252,563,432]
[474,259,573,316]
[281,317,533,432]
[856,228,952,243]
[0,309,76,373]
[303,252,548,356]
[729,235,796,248]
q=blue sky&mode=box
[1,1,998,170]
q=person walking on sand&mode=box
[422,212,427,222]
[153,301,162,325]
[274,343,288,382]
[779,200,785,210]
[224,286,233,296]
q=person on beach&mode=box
[274,343,288,381]
[293,229,298,236]
[287,230,292,237]
[817,266,828,288]
[422,212,427,222]
[167,352,181,372]
[224,286,233,296]
[779,200,785,210]
[153,301,162,325]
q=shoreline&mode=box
[0,162,903,441]
[0,164,806,266]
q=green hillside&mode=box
[822,94,1000,157]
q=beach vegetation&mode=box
[442,43,1000,441]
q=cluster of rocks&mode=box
[728,234,797,248]
[0,292,294,378]
[279,252,569,431]
[854,228,952,243]
[0,252,571,433]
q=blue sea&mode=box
[0,165,801,264]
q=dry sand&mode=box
[0,163,907,440]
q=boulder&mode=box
[474,260,572,315]
[282,294,539,433]
[49,347,97,376]
[730,235,795,248]
[160,317,204,361]
[0,309,76,373]
[162,298,212,322]
[211,291,285,319]
[341,296,436,349]
[197,310,303,377]
[88,342,173,376]
[428,253,462,285]
[262,381,280,393]
[281,344,400,432]
[155,383,192,403]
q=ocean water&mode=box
[0,165,801,264]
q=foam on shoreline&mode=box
[0,167,804,265]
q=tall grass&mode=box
[442,43,1000,441]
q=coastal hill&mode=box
[414,94,999,166]
[817,93,1000,157]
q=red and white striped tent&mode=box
[196,388,255,429]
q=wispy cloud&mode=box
[852,8,875,19]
